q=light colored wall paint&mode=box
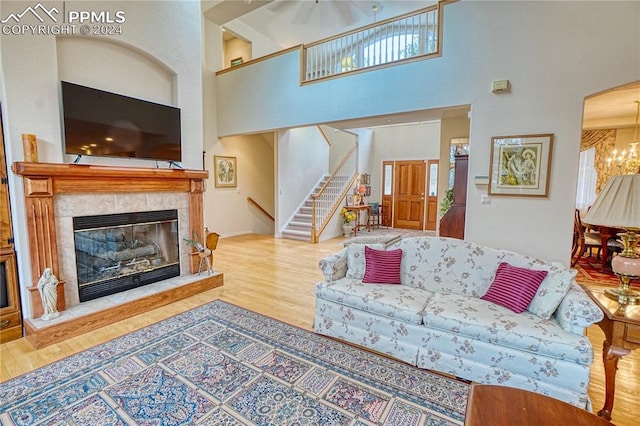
[224,37,251,68]
[57,37,175,106]
[321,126,357,173]
[614,127,637,151]
[207,134,275,237]
[1,0,203,317]
[366,122,441,205]
[215,0,640,263]
[277,127,329,234]
[223,19,281,59]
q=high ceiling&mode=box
[237,0,435,47]
[204,1,639,132]
[583,82,640,130]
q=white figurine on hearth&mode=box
[37,268,60,320]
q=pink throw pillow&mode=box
[481,262,548,313]
[362,246,403,284]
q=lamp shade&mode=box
[583,174,640,229]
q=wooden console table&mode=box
[584,286,640,420]
[465,384,611,425]
[345,204,370,236]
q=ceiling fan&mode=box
[267,0,382,26]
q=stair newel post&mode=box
[311,195,317,243]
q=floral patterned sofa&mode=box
[314,237,603,409]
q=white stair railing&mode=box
[303,4,439,82]
[311,145,358,243]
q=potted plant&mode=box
[440,188,454,217]
[340,207,356,237]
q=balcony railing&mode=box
[302,4,440,83]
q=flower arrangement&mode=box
[340,207,356,224]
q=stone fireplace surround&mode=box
[11,162,223,348]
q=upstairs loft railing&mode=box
[302,4,440,83]
[311,144,358,243]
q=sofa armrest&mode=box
[554,281,604,334]
[318,248,348,282]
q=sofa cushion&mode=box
[363,246,402,284]
[346,243,384,280]
[481,263,548,313]
[315,278,433,325]
[399,237,499,296]
[422,292,592,363]
[489,249,576,319]
[397,238,575,319]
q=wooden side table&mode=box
[584,285,640,420]
[345,204,370,236]
[464,384,612,425]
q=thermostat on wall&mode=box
[474,175,490,185]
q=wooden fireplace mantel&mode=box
[11,162,208,193]
[11,162,209,318]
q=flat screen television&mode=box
[61,81,181,163]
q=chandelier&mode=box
[608,100,640,175]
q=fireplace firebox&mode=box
[73,209,180,302]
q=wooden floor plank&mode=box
[1,234,637,426]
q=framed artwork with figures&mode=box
[214,156,237,188]
[488,133,553,197]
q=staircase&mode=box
[281,174,351,241]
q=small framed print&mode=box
[214,155,237,188]
[488,133,554,197]
[230,57,244,67]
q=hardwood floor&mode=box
[1,234,638,426]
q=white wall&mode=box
[223,19,281,60]
[215,0,640,263]
[207,133,275,237]
[276,127,329,234]
[0,0,203,316]
[366,122,442,203]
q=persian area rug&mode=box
[0,300,468,426]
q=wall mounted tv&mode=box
[61,81,181,163]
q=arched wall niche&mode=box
[56,36,177,105]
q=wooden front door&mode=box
[393,160,426,230]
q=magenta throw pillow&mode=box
[481,262,548,313]
[362,246,403,284]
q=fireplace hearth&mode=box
[73,209,180,302]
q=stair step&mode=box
[281,229,311,241]
[282,172,354,243]
[288,222,312,231]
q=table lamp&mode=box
[583,174,640,304]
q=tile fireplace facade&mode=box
[57,193,189,306]
[11,162,208,319]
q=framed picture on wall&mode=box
[214,156,237,188]
[230,57,243,67]
[488,133,554,197]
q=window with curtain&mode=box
[575,147,597,212]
